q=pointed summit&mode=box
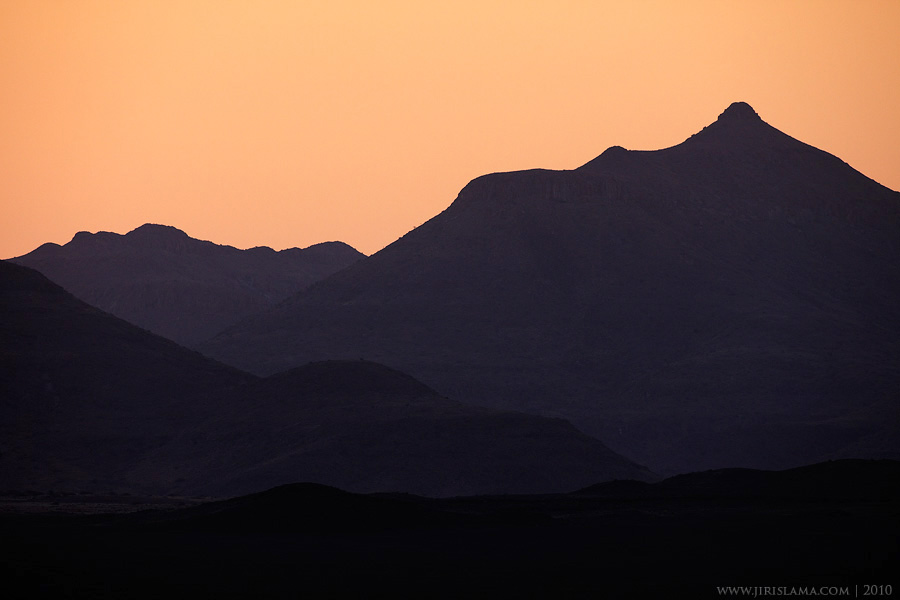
[580,102,776,172]
[717,101,760,123]
[202,101,900,476]
[672,100,805,155]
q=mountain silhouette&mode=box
[202,102,900,475]
[154,482,471,533]
[3,459,895,597]
[577,458,900,500]
[0,261,650,496]
[0,260,254,493]
[11,223,364,346]
[149,359,653,497]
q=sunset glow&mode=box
[2,0,898,258]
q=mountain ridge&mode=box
[202,102,900,475]
[11,224,365,346]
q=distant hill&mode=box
[10,224,364,346]
[3,459,895,597]
[577,459,900,500]
[0,261,651,496]
[130,459,900,533]
[202,102,900,475]
[147,360,653,497]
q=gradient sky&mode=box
[2,1,898,258]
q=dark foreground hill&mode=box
[2,459,896,598]
[0,261,649,497]
[149,360,652,497]
[577,458,900,500]
[0,260,254,493]
[202,102,900,474]
[10,223,363,346]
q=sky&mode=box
[2,0,899,258]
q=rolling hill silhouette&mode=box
[11,223,363,346]
[3,459,896,597]
[149,360,652,497]
[0,261,650,496]
[202,102,900,474]
[577,458,900,500]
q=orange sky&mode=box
[2,1,899,258]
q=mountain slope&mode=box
[11,224,364,346]
[202,102,900,474]
[146,360,653,497]
[0,261,650,496]
[0,259,255,492]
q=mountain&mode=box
[202,102,900,474]
[10,223,364,347]
[145,360,652,497]
[0,261,650,496]
[0,259,254,493]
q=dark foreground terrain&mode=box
[2,460,896,598]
